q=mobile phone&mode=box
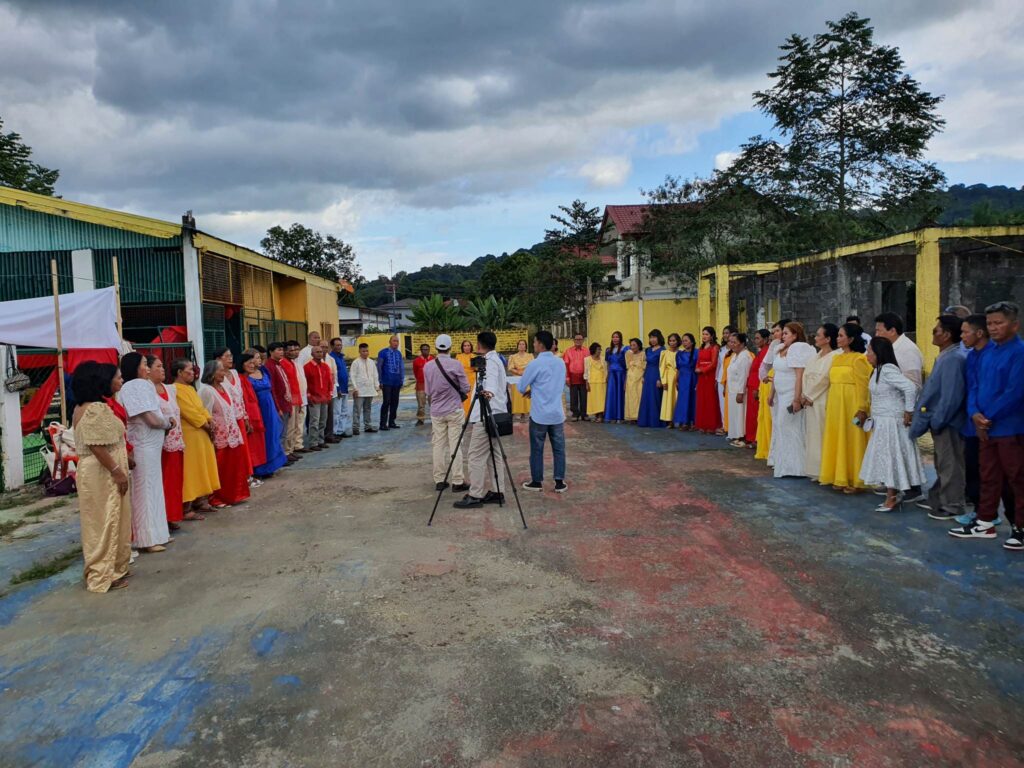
[786,405,794,414]
[852,417,862,427]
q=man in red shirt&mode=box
[303,345,333,450]
[412,343,434,426]
[281,340,305,455]
[562,333,589,421]
[264,342,298,463]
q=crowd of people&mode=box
[71,331,366,593]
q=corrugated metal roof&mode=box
[0,203,181,252]
[93,247,185,304]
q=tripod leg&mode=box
[490,419,528,530]
[428,390,480,526]
[481,400,504,507]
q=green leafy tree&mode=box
[261,223,361,285]
[463,295,523,329]
[479,250,538,301]
[409,294,467,332]
[0,116,59,195]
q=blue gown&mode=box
[604,347,627,421]
[674,349,697,425]
[637,346,666,428]
[249,371,287,477]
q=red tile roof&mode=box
[600,203,698,239]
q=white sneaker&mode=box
[948,521,997,540]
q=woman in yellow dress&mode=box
[456,340,476,419]
[624,337,645,423]
[71,362,132,593]
[754,322,784,460]
[507,340,533,421]
[658,333,681,427]
[818,323,872,492]
[584,342,608,421]
[171,359,220,516]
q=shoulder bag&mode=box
[435,357,468,402]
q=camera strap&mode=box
[435,357,468,401]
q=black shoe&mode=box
[366,428,378,433]
[379,426,390,431]
[482,491,505,505]
[453,494,484,508]
[389,423,401,429]
[452,483,470,492]
[435,481,450,491]
[1005,526,1024,551]
[903,487,926,504]
[522,481,543,491]
[417,420,424,426]
[554,480,568,493]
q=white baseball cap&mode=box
[435,334,453,351]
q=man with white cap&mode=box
[423,334,471,492]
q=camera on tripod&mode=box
[469,353,487,376]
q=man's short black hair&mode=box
[253,344,267,354]
[477,331,497,351]
[964,313,988,334]
[535,330,554,350]
[845,315,861,324]
[285,340,300,349]
[358,342,369,350]
[420,344,430,351]
[268,341,285,353]
[72,361,116,404]
[936,314,962,343]
[329,337,342,345]
[985,300,1020,320]
[874,312,904,335]
[756,328,771,341]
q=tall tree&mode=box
[544,199,602,258]
[261,223,361,285]
[0,116,59,195]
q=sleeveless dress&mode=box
[247,372,288,477]
[156,384,184,523]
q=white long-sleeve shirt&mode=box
[893,334,924,391]
[727,350,754,395]
[349,356,380,398]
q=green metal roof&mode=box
[0,204,182,253]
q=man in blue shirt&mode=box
[518,330,568,493]
[949,301,1024,549]
[376,335,405,431]
[909,316,966,520]
[329,337,352,438]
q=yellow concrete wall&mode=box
[409,330,532,356]
[589,299,699,346]
[305,283,340,339]
[274,277,307,322]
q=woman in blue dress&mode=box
[604,331,627,423]
[246,353,287,477]
[637,329,666,428]
[674,333,698,429]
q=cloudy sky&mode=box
[1,0,1022,278]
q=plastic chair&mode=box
[46,423,78,480]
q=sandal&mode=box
[209,501,231,509]
[183,511,206,521]
[110,577,129,591]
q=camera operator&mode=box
[423,334,470,493]
[453,332,508,509]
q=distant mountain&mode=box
[939,183,1024,225]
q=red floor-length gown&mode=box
[694,345,722,432]
[240,375,267,469]
[745,345,769,443]
[156,388,185,523]
[209,389,251,506]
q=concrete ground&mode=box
[1,397,1022,767]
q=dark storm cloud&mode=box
[0,0,978,216]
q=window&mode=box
[766,299,780,326]
[320,322,333,340]
[621,250,632,279]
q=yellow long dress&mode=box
[818,352,873,489]
[74,402,132,593]
[456,352,476,418]
[754,375,773,460]
[659,349,679,422]
[175,382,220,503]
[719,354,734,432]
[508,351,533,415]
[584,355,608,416]
[624,349,645,421]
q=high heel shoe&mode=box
[874,493,904,513]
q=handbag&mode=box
[485,409,514,438]
[435,358,468,402]
[4,348,30,393]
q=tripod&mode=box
[427,375,527,529]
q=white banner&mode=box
[0,286,121,349]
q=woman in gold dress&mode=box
[507,339,533,421]
[624,337,646,423]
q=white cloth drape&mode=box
[0,287,120,349]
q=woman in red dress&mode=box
[198,360,251,508]
[214,348,254,480]
[238,353,267,471]
[694,326,722,433]
[148,356,186,527]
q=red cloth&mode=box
[103,396,133,453]
[20,348,118,436]
[240,376,267,468]
[562,346,588,385]
[303,360,332,404]
[162,449,184,523]
[281,358,301,403]
[412,355,434,390]
[748,345,769,390]
[978,436,1024,525]
[694,345,722,432]
[745,386,760,444]
[210,444,251,506]
[264,358,293,413]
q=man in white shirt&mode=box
[846,315,873,348]
[319,340,341,442]
[349,343,381,435]
[874,312,923,390]
[453,331,509,509]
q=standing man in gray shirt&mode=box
[909,315,967,520]
[423,334,470,493]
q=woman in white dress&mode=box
[118,353,172,553]
[859,336,924,512]
[767,322,816,478]
[726,334,754,447]
[802,324,841,480]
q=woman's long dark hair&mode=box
[71,362,117,404]
[119,352,144,382]
[701,326,717,348]
[648,329,665,348]
[819,323,839,350]
[840,322,867,354]
[608,331,624,353]
[868,336,900,381]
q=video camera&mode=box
[469,353,487,375]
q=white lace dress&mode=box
[768,342,816,478]
[859,364,925,491]
[119,378,170,548]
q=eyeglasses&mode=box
[985,301,1020,314]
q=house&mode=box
[372,297,419,331]
[596,204,692,302]
[338,305,392,336]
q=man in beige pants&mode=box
[422,334,470,492]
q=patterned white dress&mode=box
[859,364,925,491]
[119,378,170,548]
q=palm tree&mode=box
[410,294,466,332]
[463,295,523,329]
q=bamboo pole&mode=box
[50,259,67,426]
[111,254,124,342]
